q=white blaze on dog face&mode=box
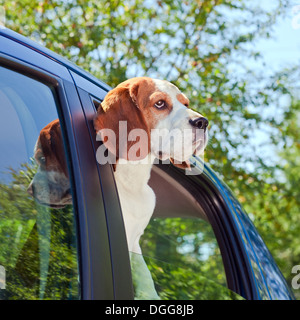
[94,77,208,166]
[151,79,208,163]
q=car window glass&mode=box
[129,166,244,300]
[0,66,80,300]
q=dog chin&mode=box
[41,203,66,209]
[37,201,72,209]
[34,194,72,209]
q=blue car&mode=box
[0,27,294,300]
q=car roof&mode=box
[0,26,111,92]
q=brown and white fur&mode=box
[28,77,208,299]
[94,77,208,299]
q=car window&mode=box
[0,66,80,300]
[129,165,243,300]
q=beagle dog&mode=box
[94,77,208,299]
[28,77,208,299]
[94,77,208,254]
[27,120,72,208]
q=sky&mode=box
[258,3,300,70]
[234,2,300,172]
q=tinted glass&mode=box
[0,66,80,300]
[130,166,243,300]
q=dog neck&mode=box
[114,154,156,192]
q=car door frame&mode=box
[0,39,120,299]
[70,71,134,300]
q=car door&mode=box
[71,73,249,300]
[0,35,117,299]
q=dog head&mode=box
[93,77,208,168]
[27,119,72,208]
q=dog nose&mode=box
[189,117,209,131]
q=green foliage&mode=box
[1,0,299,299]
[140,218,244,300]
[144,255,243,300]
[0,165,80,300]
[240,101,300,299]
[141,218,227,285]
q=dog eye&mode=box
[38,156,46,164]
[154,100,166,109]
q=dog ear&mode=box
[49,121,69,177]
[170,158,191,170]
[128,81,140,106]
[39,119,68,177]
[93,83,150,161]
